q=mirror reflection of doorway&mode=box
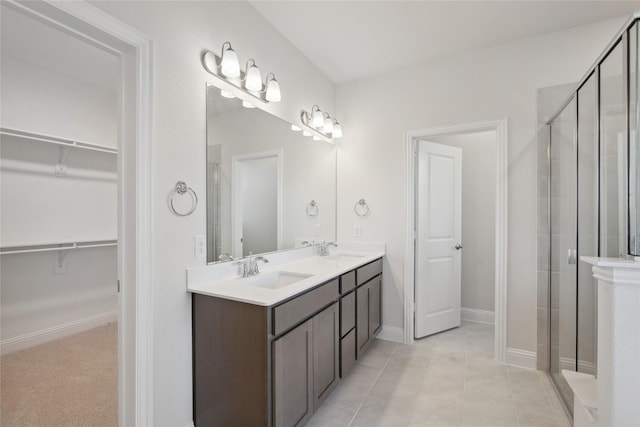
[232,151,282,257]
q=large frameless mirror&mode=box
[206,84,337,263]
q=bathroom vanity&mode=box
[188,251,383,427]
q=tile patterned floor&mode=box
[309,322,571,427]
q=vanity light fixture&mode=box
[242,100,256,109]
[244,59,262,91]
[220,89,235,99]
[202,42,282,104]
[220,42,240,78]
[323,113,334,134]
[299,106,343,143]
[332,119,343,138]
[265,74,281,102]
[311,105,324,128]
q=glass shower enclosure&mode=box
[546,16,640,412]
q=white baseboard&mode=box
[461,308,495,325]
[0,310,118,355]
[376,325,404,343]
[506,347,538,369]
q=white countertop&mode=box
[187,244,385,306]
[581,256,640,269]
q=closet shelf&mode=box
[0,239,118,255]
[0,127,117,155]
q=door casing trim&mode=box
[404,119,508,363]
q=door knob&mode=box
[454,244,463,250]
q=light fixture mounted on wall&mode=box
[202,42,281,106]
[297,105,342,143]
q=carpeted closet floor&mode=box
[1,323,117,427]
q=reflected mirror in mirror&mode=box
[206,84,337,263]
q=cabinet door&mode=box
[273,319,313,427]
[340,291,356,337]
[313,302,339,409]
[370,276,382,336]
[356,282,371,358]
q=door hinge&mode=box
[117,280,120,293]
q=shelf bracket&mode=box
[55,248,72,274]
[55,145,72,177]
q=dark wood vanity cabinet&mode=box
[193,258,382,427]
[356,259,383,358]
[338,271,357,377]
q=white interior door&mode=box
[415,141,462,338]
[232,151,282,258]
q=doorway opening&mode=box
[0,1,154,425]
[405,119,508,362]
[232,150,283,257]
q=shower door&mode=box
[549,96,578,411]
[547,19,636,416]
[549,70,599,410]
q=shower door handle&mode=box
[567,249,577,265]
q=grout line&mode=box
[505,364,524,427]
[345,342,399,427]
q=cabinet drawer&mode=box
[340,291,355,337]
[340,328,356,378]
[339,271,356,294]
[272,279,339,336]
[357,258,382,286]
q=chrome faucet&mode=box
[218,253,235,262]
[317,241,337,256]
[250,256,269,275]
[236,252,269,277]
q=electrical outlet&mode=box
[314,224,321,236]
[353,224,362,238]
[194,235,206,259]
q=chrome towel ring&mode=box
[354,199,370,217]
[169,181,198,216]
[306,200,319,216]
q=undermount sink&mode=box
[241,271,313,290]
[324,253,366,261]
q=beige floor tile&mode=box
[467,337,494,354]
[408,395,464,426]
[516,399,560,425]
[427,348,467,365]
[311,321,576,427]
[462,397,519,426]
[464,374,513,401]
[307,402,356,427]
[350,394,412,427]
[424,361,466,379]
[324,363,381,411]
[389,344,434,368]
[369,366,425,402]
[357,339,398,369]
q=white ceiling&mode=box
[251,0,640,84]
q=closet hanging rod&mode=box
[0,239,118,255]
[0,127,118,155]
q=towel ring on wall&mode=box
[306,200,319,216]
[169,181,198,216]
[354,199,370,217]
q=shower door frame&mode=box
[544,12,640,417]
